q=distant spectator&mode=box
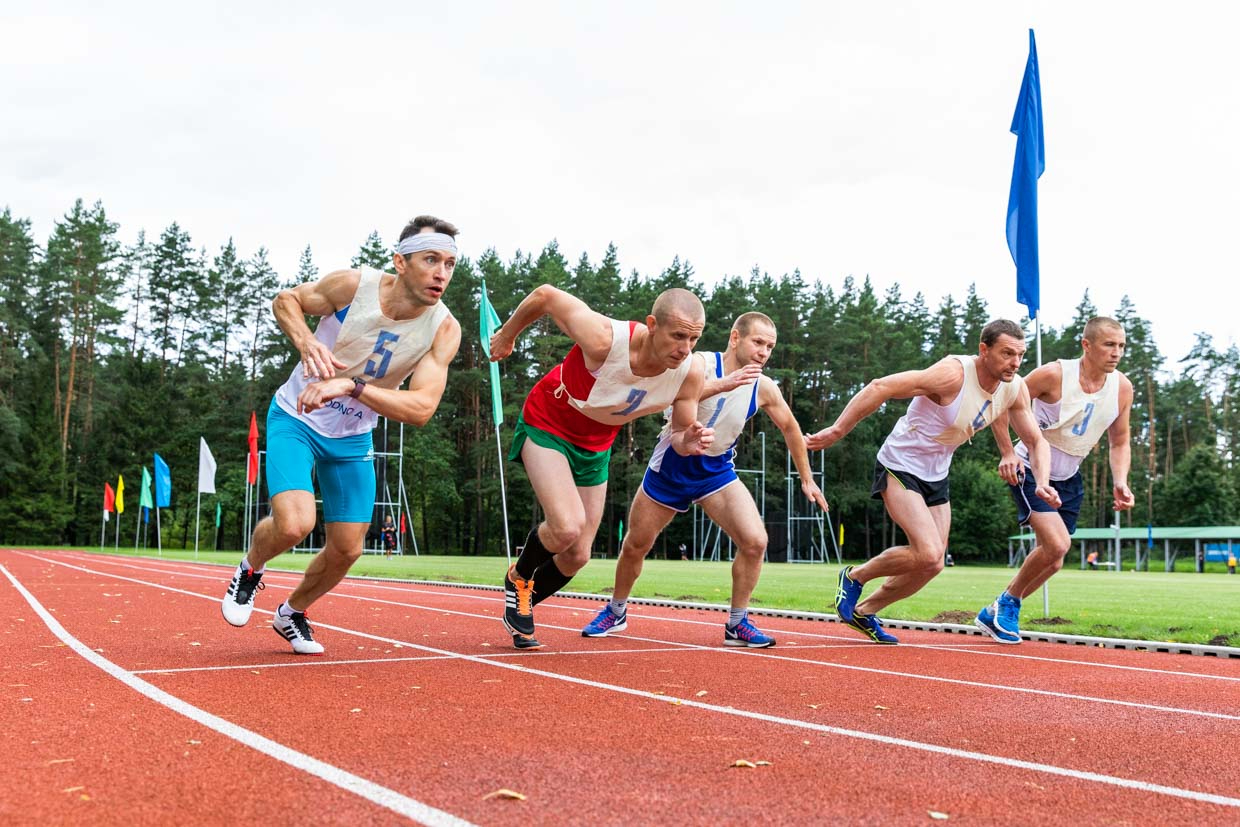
[1086,550,1099,570]
[1229,552,1237,575]
[381,515,397,557]
[944,552,954,567]
[679,542,689,561]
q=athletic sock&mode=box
[727,607,746,628]
[530,558,574,606]
[608,599,628,617]
[278,601,297,618]
[1001,590,1021,605]
[514,527,554,580]
[240,556,265,575]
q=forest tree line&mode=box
[2,199,1237,561]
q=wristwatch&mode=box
[349,377,366,399]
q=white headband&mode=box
[395,232,458,257]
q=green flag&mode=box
[215,500,222,527]
[618,519,624,542]
[479,279,504,426]
[139,466,154,510]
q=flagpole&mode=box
[495,424,512,564]
[100,510,106,549]
[156,505,162,556]
[243,452,251,554]
[114,512,120,551]
[194,490,201,559]
[134,508,140,553]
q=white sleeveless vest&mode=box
[648,351,762,471]
[1015,358,1121,480]
[556,319,693,425]
[274,267,453,438]
[877,355,1024,481]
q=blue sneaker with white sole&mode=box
[845,613,899,644]
[835,565,863,622]
[976,593,1022,644]
[724,615,776,648]
[582,605,628,637]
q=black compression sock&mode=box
[531,558,574,606]
[514,526,554,580]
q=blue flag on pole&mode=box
[1007,28,1044,320]
[153,452,171,508]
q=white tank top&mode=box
[274,267,453,438]
[557,319,693,424]
[1015,358,1121,480]
[648,352,762,471]
[877,354,1024,481]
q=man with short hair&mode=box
[489,285,725,649]
[581,312,828,647]
[220,216,462,654]
[806,319,1059,644]
[976,316,1134,643]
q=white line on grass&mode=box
[9,551,1240,811]
[0,563,475,827]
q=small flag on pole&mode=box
[116,475,125,515]
[103,482,115,521]
[140,466,154,510]
[153,453,171,508]
[479,280,505,425]
[838,522,844,548]
[1007,28,1045,320]
[247,411,260,484]
[198,437,217,494]
[215,500,222,527]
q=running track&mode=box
[3,548,1237,826]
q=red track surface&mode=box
[3,548,1238,826]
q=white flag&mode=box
[198,437,217,494]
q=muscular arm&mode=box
[1008,381,1062,509]
[700,362,763,398]
[805,357,964,450]
[274,269,361,379]
[488,284,613,364]
[668,359,715,456]
[1108,376,1136,510]
[297,316,463,426]
[993,362,1061,484]
[760,377,828,511]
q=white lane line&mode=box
[57,550,1240,683]
[28,550,1238,721]
[0,563,475,827]
[13,552,1239,811]
[133,646,692,675]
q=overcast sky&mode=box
[3,2,1237,367]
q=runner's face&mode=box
[650,311,704,368]
[394,242,456,305]
[1083,326,1126,373]
[734,322,776,368]
[981,334,1026,382]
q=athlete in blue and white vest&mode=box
[976,316,1134,644]
[582,312,829,648]
[806,319,1060,645]
[221,216,462,655]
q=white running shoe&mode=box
[221,563,264,627]
[272,610,325,655]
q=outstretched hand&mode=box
[801,479,829,512]
[488,328,514,362]
[719,363,763,392]
[805,425,842,451]
[678,421,715,456]
[301,338,347,380]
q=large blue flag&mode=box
[1007,28,1045,320]
[153,452,171,508]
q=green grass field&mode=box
[41,546,1240,647]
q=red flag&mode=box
[399,512,406,534]
[246,411,259,484]
[103,482,116,512]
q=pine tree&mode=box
[352,231,390,270]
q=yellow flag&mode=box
[116,474,125,515]
[838,522,843,547]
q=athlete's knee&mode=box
[911,539,947,573]
[737,530,768,560]
[542,517,585,551]
[270,509,315,547]
[618,538,654,562]
[556,546,590,573]
[1045,535,1072,559]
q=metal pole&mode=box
[495,423,512,563]
[194,490,201,559]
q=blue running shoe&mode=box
[724,615,776,648]
[582,605,628,637]
[835,565,863,622]
[845,613,898,644]
[976,593,1022,644]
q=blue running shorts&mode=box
[641,450,738,513]
[1009,466,1085,533]
[265,398,376,523]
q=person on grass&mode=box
[976,316,1133,643]
[806,319,1059,644]
[581,311,828,647]
[220,216,461,654]
[488,285,729,649]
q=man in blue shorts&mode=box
[220,215,461,654]
[976,317,1134,643]
[581,312,827,647]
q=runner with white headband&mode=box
[220,215,462,655]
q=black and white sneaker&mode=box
[272,610,325,655]
[221,562,264,627]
